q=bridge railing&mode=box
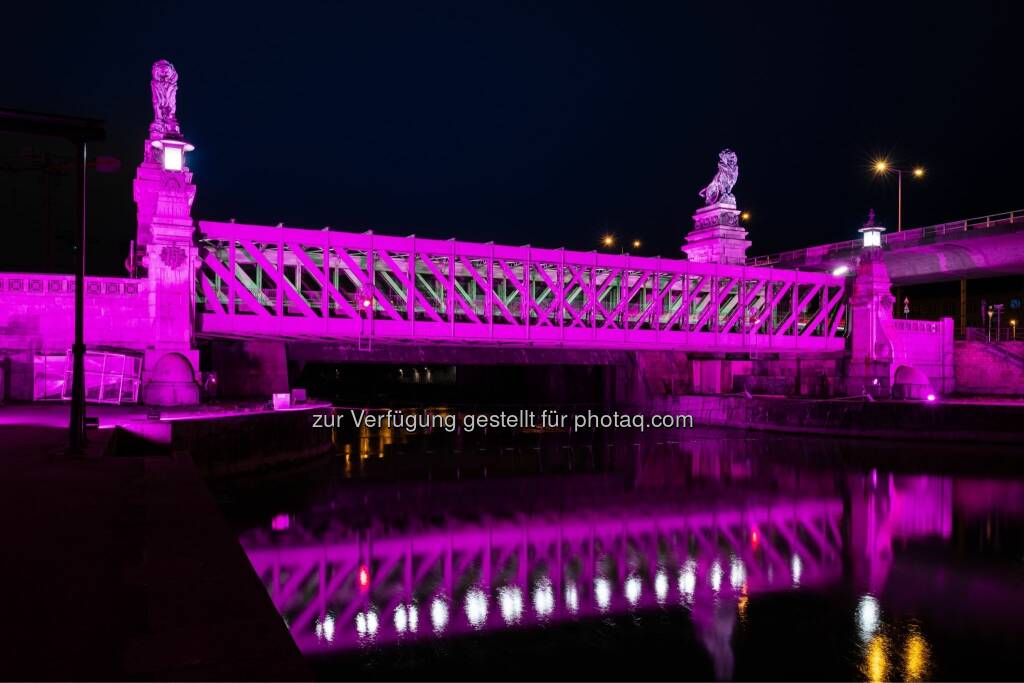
[195,221,849,352]
[746,209,1024,267]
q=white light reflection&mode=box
[625,574,642,606]
[533,577,554,618]
[654,570,669,604]
[709,560,723,593]
[498,585,524,624]
[394,603,418,634]
[857,594,881,642]
[565,583,579,613]
[355,609,379,639]
[729,555,746,591]
[314,611,336,642]
[430,596,449,634]
[465,587,489,628]
[594,577,612,611]
[679,559,696,604]
[791,553,803,587]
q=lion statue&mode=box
[699,149,739,206]
[150,60,180,136]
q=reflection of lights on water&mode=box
[498,585,524,624]
[904,630,930,681]
[565,583,579,613]
[431,596,449,633]
[791,553,803,587]
[533,578,554,618]
[314,611,336,642]
[625,575,642,606]
[357,564,370,591]
[594,577,611,611]
[355,609,378,638]
[679,559,696,604]
[465,587,488,628]
[709,560,723,593]
[863,634,889,683]
[729,555,746,591]
[750,527,760,549]
[394,603,418,634]
[654,570,668,604]
[857,594,881,641]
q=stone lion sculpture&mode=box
[151,59,179,136]
[699,149,739,206]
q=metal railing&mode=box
[746,209,1024,267]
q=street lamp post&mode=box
[873,160,925,232]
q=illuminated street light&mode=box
[632,239,641,249]
[859,209,886,248]
[872,158,926,231]
[740,211,751,222]
[602,235,615,248]
[152,137,194,172]
[1011,318,1017,340]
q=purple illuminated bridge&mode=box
[196,220,848,354]
[0,59,991,404]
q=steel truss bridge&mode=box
[198,221,849,353]
[242,496,843,653]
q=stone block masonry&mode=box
[0,273,150,399]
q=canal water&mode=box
[214,409,1024,681]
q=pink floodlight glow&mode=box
[927,393,936,402]
[271,513,290,531]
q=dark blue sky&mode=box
[2,1,1021,274]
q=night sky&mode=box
[2,1,1021,275]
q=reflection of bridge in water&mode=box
[241,495,844,654]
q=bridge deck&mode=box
[197,221,848,352]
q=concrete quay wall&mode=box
[114,404,334,478]
[656,394,1024,443]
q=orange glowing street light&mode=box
[632,239,641,249]
[740,211,751,222]
[872,158,926,231]
[601,235,615,248]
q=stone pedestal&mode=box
[845,246,896,398]
[682,203,751,264]
[134,142,201,405]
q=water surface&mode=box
[217,412,1024,680]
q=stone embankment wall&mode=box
[954,341,1024,396]
[656,394,1022,443]
[113,405,334,477]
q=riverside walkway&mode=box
[0,404,310,680]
